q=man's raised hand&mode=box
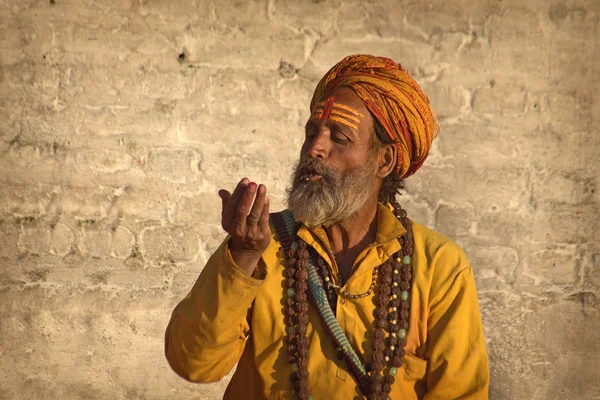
[218,178,271,276]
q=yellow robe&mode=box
[165,204,489,399]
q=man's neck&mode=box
[325,196,379,255]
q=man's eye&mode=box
[332,134,348,143]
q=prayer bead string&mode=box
[285,201,414,399]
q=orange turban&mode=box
[310,54,440,179]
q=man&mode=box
[165,54,489,399]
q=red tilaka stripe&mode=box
[320,96,335,121]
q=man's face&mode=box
[286,87,380,228]
[301,87,375,178]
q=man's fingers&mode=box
[218,190,231,215]
[223,178,249,222]
[230,178,250,204]
[259,194,270,233]
[246,184,267,225]
[221,179,270,254]
[235,182,258,225]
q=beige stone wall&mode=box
[1,0,598,399]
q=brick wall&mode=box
[0,1,598,399]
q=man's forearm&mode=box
[164,239,265,382]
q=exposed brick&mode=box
[0,219,20,260]
[582,251,599,291]
[137,0,200,20]
[522,129,599,175]
[336,1,396,40]
[112,188,168,222]
[397,1,472,38]
[527,204,600,245]
[548,5,598,90]
[110,226,135,259]
[15,102,173,143]
[483,295,600,399]
[185,68,280,116]
[462,244,519,292]
[183,28,306,70]
[74,149,134,175]
[139,226,200,263]
[278,78,314,110]
[0,143,65,186]
[174,192,221,226]
[435,123,519,168]
[56,62,195,107]
[435,204,475,238]
[0,11,32,50]
[0,64,61,106]
[472,83,528,118]
[17,10,143,57]
[49,223,74,257]
[270,0,338,33]
[487,9,551,78]
[420,82,467,120]
[176,111,301,147]
[57,186,113,221]
[144,148,202,184]
[0,102,22,143]
[212,0,268,25]
[547,90,594,129]
[531,171,597,205]
[98,269,164,289]
[0,184,55,217]
[406,159,530,213]
[79,225,112,259]
[18,224,50,255]
[476,210,535,247]
[522,244,579,286]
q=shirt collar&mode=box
[296,202,407,250]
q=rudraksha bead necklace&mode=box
[285,201,414,399]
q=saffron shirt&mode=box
[165,203,490,399]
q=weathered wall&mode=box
[0,0,598,399]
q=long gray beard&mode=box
[286,155,378,228]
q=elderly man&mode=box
[165,54,489,399]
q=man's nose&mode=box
[306,131,329,160]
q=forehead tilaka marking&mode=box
[313,109,361,124]
[312,100,365,131]
[319,96,335,121]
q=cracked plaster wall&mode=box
[0,0,599,399]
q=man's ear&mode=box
[377,144,396,178]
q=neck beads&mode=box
[285,202,414,399]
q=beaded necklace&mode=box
[285,201,414,399]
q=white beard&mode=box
[286,154,379,228]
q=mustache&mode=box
[293,157,338,183]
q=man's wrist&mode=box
[228,241,263,276]
[229,251,261,276]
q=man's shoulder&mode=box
[410,220,471,278]
[411,220,464,252]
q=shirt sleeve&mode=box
[424,251,490,399]
[164,237,265,383]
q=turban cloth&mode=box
[310,54,440,179]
